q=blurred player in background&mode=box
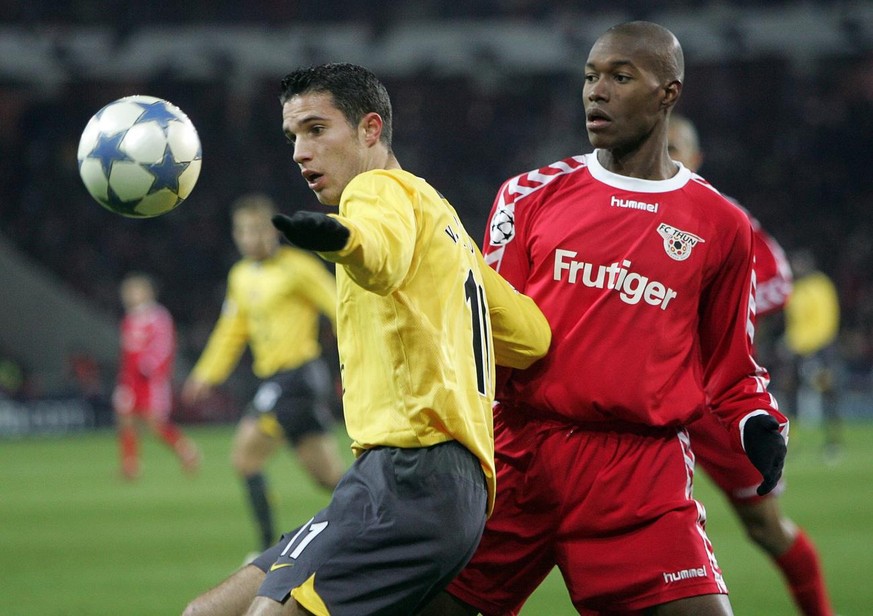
[669,114,835,616]
[181,193,346,554]
[423,21,788,616]
[783,248,843,462]
[113,272,200,480]
[182,62,551,616]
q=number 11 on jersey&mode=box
[464,269,491,397]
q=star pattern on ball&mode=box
[79,96,202,218]
[90,129,133,178]
[133,100,178,130]
[146,136,191,195]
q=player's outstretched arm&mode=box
[476,246,551,369]
[181,377,212,406]
[181,564,265,616]
[742,412,788,495]
[272,212,349,252]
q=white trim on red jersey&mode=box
[481,151,787,452]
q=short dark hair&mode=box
[230,192,277,217]
[603,21,684,84]
[279,63,393,147]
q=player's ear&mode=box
[360,112,383,146]
[661,80,682,109]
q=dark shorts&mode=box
[254,441,487,615]
[248,359,334,445]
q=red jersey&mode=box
[727,199,793,317]
[483,152,784,451]
[118,301,176,387]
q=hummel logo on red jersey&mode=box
[610,195,659,213]
[663,565,707,584]
[657,223,705,261]
[553,249,678,310]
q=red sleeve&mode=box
[699,219,788,451]
[730,201,793,318]
[751,223,793,317]
[481,176,531,292]
[117,317,135,386]
[138,308,175,377]
[481,175,533,392]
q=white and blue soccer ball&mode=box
[77,95,202,218]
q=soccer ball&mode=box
[77,95,202,218]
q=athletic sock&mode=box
[244,473,274,550]
[119,426,139,479]
[775,529,834,616]
[158,424,201,473]
[156,422,183,448]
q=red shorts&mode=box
[688,411,784,504]
[113,377,173,421]
[447,406,728,615]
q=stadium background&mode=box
[1,2,873,614]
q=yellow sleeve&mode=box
[320,172,416,296]
[296,254,339,332]
[476,245,551,369]
[190,277,250,384]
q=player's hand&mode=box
[743,414,787,496]
[272,212,349,252]
[181,378,212,405]
[112,385,134,415]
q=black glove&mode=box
[743,414,787,496]
[272,212,350,252]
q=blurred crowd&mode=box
[2,11,873,421]
[0,0,823,27]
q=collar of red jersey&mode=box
[586,150,691,193]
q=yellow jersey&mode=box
[784,271,840,357]
[320,169,550,514]
[191,246,337,383]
